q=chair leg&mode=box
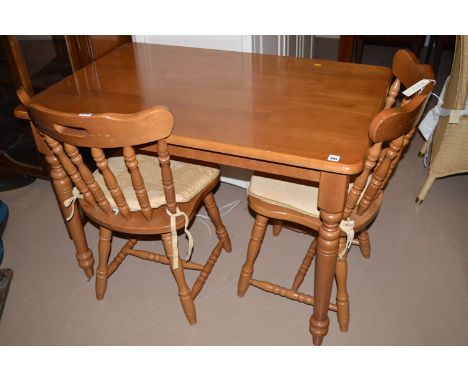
[272,219,283,237]
[191,241,224,300]
[416,175,436,204]
[161,232,197,325]
[335,253,350,333]
[203,192,232,252]
[291,239,317,291]
[47,151,94,279]
[238,214,268,297]
[357,230,371,259]
[67,210,95,279]
[418,140,430,157]
[96,227,112,300]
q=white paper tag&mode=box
[418,77,449,140]
[79,113,93,117]
[327,154,340,162]
[449,109,461,124]
[402,79,432,97]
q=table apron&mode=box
[150,144,322,183]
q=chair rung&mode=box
[249,278,337,312]
[191,240,224,300]
[107,239,137,277]
[180,261,205,271]
[126,248,204,270]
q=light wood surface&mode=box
[18,89,232,324]
[16,42,391,175]
[240,50,434,343]
[16,43,394,345]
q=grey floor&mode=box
[1,129,468,345]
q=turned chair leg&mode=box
[357,230,371,259]
[418,140,430,157]
[335,258,350,332]
[416,175,436,204]
[272,219,283,237]
[161,232,197,325]
[47,152,94,279]
[67,210,95,279]
[291,239,317,291]
[96,227,112,300]
[335,237,350,332]
[238,214,268,297]
[203,192,232,252]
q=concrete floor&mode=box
[1,128,467,345]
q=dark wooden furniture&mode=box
[16,42,393,344]
[65,36,132,71]
[424,35,456,75]
[339,35,426,63]
[0,36,48,179]
[18,89,231,324]
[0,35,131,181]
[238,50,434,332]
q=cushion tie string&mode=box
[63,188,83,222]
[338,218,355,260]
[166,207,194,269]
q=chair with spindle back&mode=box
[237,50,434,334]
[18,89,232,325]
[269,49,434,260]
[355,49,435,258]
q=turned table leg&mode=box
[310,172,348,345]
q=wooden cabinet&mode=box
[0,35,131,183]
[65,36,131,71]
[338,35,426,63]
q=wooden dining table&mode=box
[16,42,392,345]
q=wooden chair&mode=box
[237,50,434,333]
[18,89,232,325]
[268,50,434,260]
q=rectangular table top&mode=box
[21,42,392,175]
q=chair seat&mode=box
[94,154,220,211]
[248,175,369,217]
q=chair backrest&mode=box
[17,88,178,220]
[384,49,434,109]
[343,51,435,219]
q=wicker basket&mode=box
[417,35,468,202]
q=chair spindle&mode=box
[123,147,153,221]
[64,144,113,214]
[91,147,131,219]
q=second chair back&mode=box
[344,54,435,221]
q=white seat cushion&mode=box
[248,175,321,217]
[248,175,370,217]
[93,154,219,211]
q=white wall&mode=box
[133,35,252,53]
